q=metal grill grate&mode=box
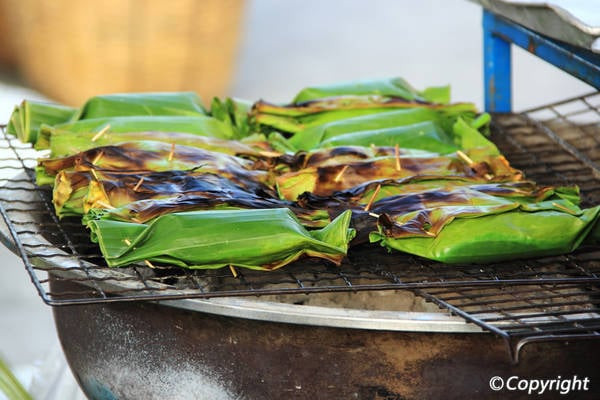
[2,94,600,363]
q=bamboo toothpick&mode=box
[457,150,494,180]
[394,144,402,171]
[456,150,474,165]
[144,260,156,269]
[334,165,349,182]
[364,184,382,211]
[168,143,175,161]
[368,212,380,218]
[92,151,104,165]
[90,169,100,181]
[91,124,111,142]
[229,265,239,278]
[124,239,132,246]
[133,176,144,191]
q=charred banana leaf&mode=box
[85,208,355,270]
[52,169,276,218]
[37,141,267,186]
[368,184,600,263]
[276,153,521,201]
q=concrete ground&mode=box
[0,0,592,397]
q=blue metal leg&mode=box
[483,10,512,112]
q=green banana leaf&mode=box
[367,182,600,263]
[6,100,77,144]
[210,97,253,139]
[85,208,355,270]
[72,92,207,120]
[287,107,479,151]
[36,115,235,150]
[37,141,267,187]
[292,77,450,104]
[46,130,269,158]
[252,97,478,135]
[317,121,458,153]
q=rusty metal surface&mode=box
[52,278,600,400]
[473,0,600,52]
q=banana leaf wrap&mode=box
[52,168,275,218]
[276,153,521,201]
[365,183,600,263]
[53,168,328,226]
[84,208,355,270]
[46,130,272,158]
[292,77,450,104]
[7,100,77,144]
[72,92,206,120]
[37,141,268,186]
[253,96,478,134]
[286,107,484,151]
[37,115,235,150]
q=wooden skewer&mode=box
[91,124,111,142]
[364,184,382,212]
[334,165,349,183]
[123,239,132,246]
[90,169,100,181]
[144,260,156,269]
[368,212,380,218]
[168,143,175,161]
[133,177,144,191]
[92,151,104,165]
[394,144,402,171]
[229,265,239,278]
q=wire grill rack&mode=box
[1,93,600,362]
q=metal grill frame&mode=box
[2,94,600,363]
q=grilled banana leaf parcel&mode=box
[253,97,478,135]
[286,108,485,151]
[276,153,520,200]
[85,208,355,270]
[368,184,600,264]
[37,141,267,186]
[7,100,77,144]
[72,92,206,120]
[46,130,267,158]
[292,77,450,104]
[37,115,235,150]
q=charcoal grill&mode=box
[2,92,600,398]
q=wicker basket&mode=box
[1,0,244,105]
